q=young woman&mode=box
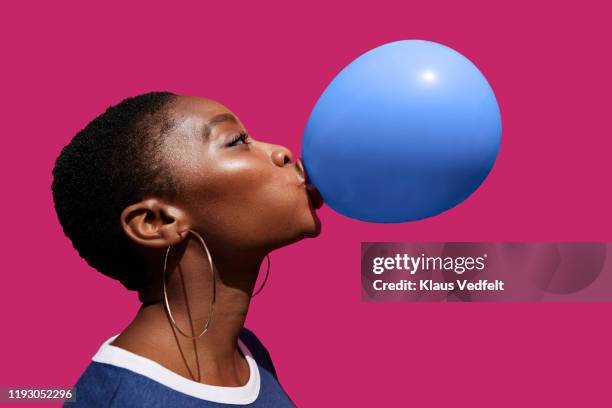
[52,92,323,407]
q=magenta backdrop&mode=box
[1,1,611,407]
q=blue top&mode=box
[64,328,295,407]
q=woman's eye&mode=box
[228,131,251,147]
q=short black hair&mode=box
[52,91,179,291]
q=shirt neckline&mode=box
[91,333,260,404]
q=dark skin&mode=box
[111,96,323,386]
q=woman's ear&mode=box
[120,198,190,248]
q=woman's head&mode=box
[52,92,322,291]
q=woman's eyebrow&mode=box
[202,113,239,139]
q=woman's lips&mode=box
[306,183,324,209]
[297,159,324,210]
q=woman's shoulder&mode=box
[239,328,278,380]
[63,360,124,407]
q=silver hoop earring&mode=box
[252,255,270,297]
[162,229,215,339]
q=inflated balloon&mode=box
[302,40,501,223]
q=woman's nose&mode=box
[270,145,294,167]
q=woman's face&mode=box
[161,96,322,253]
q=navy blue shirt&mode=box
[64,328,295,407]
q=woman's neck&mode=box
[113,238,266,386]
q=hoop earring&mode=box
[252,255,270,297]
[162,229,215,339]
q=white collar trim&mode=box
[91,334,260,404]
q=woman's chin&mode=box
[302,210,322,238]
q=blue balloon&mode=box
[302,40,501,223]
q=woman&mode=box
[52,92,323,407]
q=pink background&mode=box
[1,1,611,407]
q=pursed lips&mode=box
[296,159,324,210]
